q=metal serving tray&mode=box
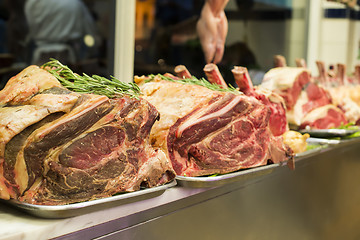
[295,143,329,160]
[175,164,281,188]
[0,180,177,219]
[176,140,333,188]
[306,137,342,145]
[299,128,359,138]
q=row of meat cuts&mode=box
[0,63,295,204]
[315,61,360,125]
[260,55,360,130]
[2,54,357,205]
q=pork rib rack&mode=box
[136,65,293,177]
[0,65,175,205]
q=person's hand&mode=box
[196,0,229,64]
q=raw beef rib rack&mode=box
[260,55,348,130]
[315,61,360,125]
[203,63,288,137]
[136,64,294,177]
[0,65,175,205]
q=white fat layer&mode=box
[176,95,243,138]
[326,86,360,123]
[140,81,221,149]
[0,65,61,106]
[301,105,340,123]
[0,93,80,156]
[286,91,309,126]
[0,106,50,155]
[140,81,216,119]
[341,97,360,123]
[262,67,310,90]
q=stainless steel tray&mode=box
[299,128,359,138]
[176,141,334,188]
[175,164,281,188]
[0,180,177,219]
[306,137,342,145]
[295,143,329,160]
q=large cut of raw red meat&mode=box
[136,65,293,177]
[315,61,360,125]
[203,63,288,136]
[229,65,288,137]
[0,66,175,205]
[260,56,347,129]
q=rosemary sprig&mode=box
[148,74,241,94]
[42,59,140,99]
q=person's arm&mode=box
[196,0,229,64]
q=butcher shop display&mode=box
[315,61,360,125]
[135,64,294,177]
[0,61,175,205]
[4,57,337,205]
[260,55,348,130]
[294,57,360,127]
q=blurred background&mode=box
[0,0,116,88]
[0,0,359,88]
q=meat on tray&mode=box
[0,65,175,205]
[260,55,348,130]
[315,61,360,125]
[135,64,294,177]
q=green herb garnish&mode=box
[329,122,360,139]
[208,173,220,177]
[147,74,241,94]
[306,144,323,151]
[42,59,140,99]
[342,131,360,139]
[332,122,359,130]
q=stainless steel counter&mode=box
[50,138,360,240]
[0,138,358,239]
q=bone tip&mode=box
[295,58,306,68]
[274,55,286,66]
[174,65,186,72]
[337,63,345,68]
[232,66,247,74]
[203,63,217,72]
[316,60,325,67]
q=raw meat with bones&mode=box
[315,61,360,125]
[0,65,175,205]
[136,65,294,177]
[204,63,288,137]
[260,56,347,129]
